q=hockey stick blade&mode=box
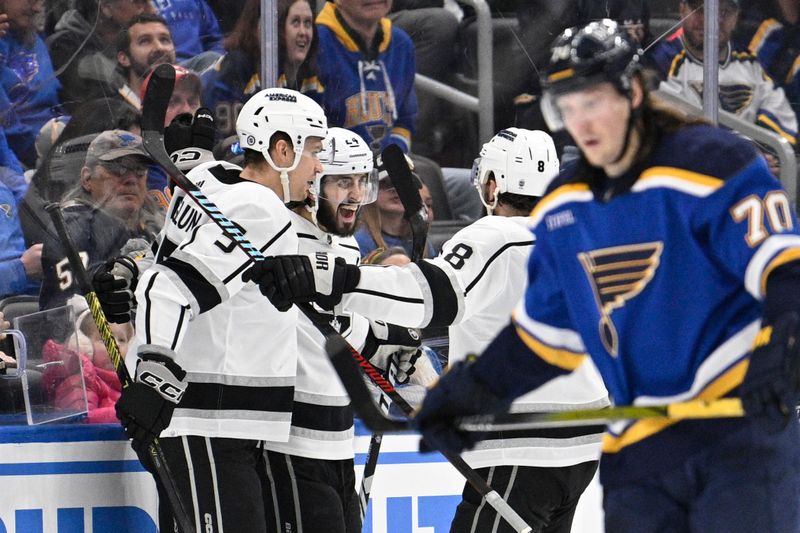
[44,203,196,533]
[380,144,427,261]
[458,398,745,432]
[381,144,422,214]
[141,63,174,134]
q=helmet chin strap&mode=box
[280,169,292,204]
[477,185,499,215]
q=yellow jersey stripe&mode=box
[748,18,780,54]
[515,325,587,371]
[639,166,724,189]
[760,247,800,295]
[758,114,797,145]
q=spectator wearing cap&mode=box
[39,130,163,310]
[354,164,436,259]
[116,13,178,109]
[0,0,62,168]
[47,0,153,113]
[648,0,798,148]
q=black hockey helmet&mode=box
[541,19,642,98]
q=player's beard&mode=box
[316,198,359,237]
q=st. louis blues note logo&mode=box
[578,242,663,357]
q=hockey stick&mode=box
[379,144,428,261]
[458,397,745,431]
[325,364,746,433]
[358,144,429,520]
[44,203,196,533]
[141,64,533,533]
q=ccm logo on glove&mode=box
[136,358,188,404]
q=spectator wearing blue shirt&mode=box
[316,0,417,154]
[0,0,61,168]
[152,0,223,72]
[202,0,323,139]
[0,106,37,298]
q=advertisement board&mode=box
[0,423,603,532]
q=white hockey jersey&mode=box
[130,161,300,442]
[656,39,797,145]
[341,215,609,468]
[262,212,369,460]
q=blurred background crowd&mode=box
[0,0,798,419]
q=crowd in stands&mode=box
[0,0,799,420]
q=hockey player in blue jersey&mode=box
[411,19,800,532]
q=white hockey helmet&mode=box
[236,88,328,202]
[310,128,379,228]
[472,128,559,214]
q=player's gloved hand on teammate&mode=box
[92,256,139,323]
[405,346,441,388]
[164,107,216,172]
[740,311,800,433]
[242,252,360,311]
[362,320,421,384]
[412,359,511,455]
[116,348,188,454]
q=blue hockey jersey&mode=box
[316,2,417,154]
[747,18,800,123]
[473,124,800,486]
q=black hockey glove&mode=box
[242,253,361,311]
[92,256,138,323]
[362,320,422,384]
[412,359,511,455]
[740,312,800,433]
[116,349,187,454]
[164,107,216,172]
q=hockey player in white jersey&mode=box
[249,128,609,533]
[114,88,327,532]
[253,127,424,533]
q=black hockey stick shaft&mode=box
[324,336,532,532]
[359,144,429,519]
[141,64,532,533]
[44,203,196,533]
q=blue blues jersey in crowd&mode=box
[747,18,800,122]
[153,0,223,61]
[0,30,61,168]
[201,50,324,139]
[472,124,800,486]
[316,2,417,154]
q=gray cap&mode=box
[84,130,153,167]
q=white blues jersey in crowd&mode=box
[652,34,797,145]
[341,215,609,467]
[262,212,369,460]
[130,161,300,441]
